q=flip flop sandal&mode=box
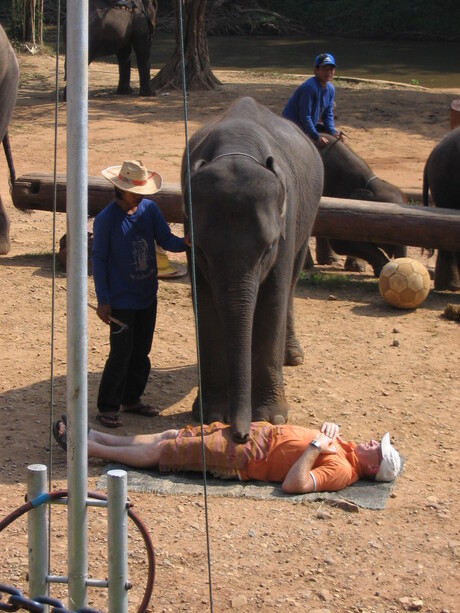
[52,417,67,451]
[53,415,93,450]
[121,402,161,417]
[96,413,123,428]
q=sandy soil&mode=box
[0,53,459,612]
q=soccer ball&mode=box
[379,258,431,309]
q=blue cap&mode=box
[315,53,336,68]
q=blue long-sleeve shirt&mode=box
[282,76,336,142]
[92,198,186,309]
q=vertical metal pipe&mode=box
[107,470,129,613]
[27,464,49,604]
[66,0,89,609]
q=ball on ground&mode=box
[379,258,430,309]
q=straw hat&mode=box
[101,160,162,195]
[156,245,187,279]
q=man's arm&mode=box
[281,432,337,494]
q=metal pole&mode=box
[66,0,89,609]
[27,464,49,605]
[107,470,129,613]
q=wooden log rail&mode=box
[11,172,460,252]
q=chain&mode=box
[0,584,102,613]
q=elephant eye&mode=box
[262,242,276,262]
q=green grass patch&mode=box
[298,270,378,292]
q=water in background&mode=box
[151,34,460,89]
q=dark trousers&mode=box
[97,300,157,414]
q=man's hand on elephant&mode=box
[320,422,340,439]
[97,303,112,325]
[334,131,345,141]
[316,136,329,148]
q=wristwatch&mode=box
[309,440,321,451]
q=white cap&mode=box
[375,432,401,482]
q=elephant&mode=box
[66,0,157,97]
[423,127,460,291]
[181,96,323,443]
[0,24,19,255]
[312,133,407,277]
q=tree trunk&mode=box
[151,0,221,91]
[24,0,36,43]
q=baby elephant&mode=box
[182,96,323,443]
[423,127,460,291]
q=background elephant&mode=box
[312,133,407,277]
[182,96,323,443]
[423,127,460,291]
[66,0,157,97]
[0,24,19,255]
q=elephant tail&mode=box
[2,131,16,189]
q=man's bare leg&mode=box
[90,428,179,447]
[88,439,168,468]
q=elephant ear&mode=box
[140,0,157,30]
[266,156,287,239]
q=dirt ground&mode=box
[0,53,459,612]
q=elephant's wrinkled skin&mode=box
[181,97,323,443]
[314,133,407,276]
[67,0,157,97]
[423,127,460,291]
[0,24,19,255]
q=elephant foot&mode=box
[345,257,366,273]
[317,254,341,265]
[284,343,304,366]
[139,87,155,97]
[434,281,460,292]
[192,394,229,424]
[0,239,10,255]
[315,238,340,265]
[116,86,134,95]
[253,400,289,425]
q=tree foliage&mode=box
[10,0,44,45]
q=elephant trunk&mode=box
[215,278,258,443]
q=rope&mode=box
[211,151,262,165]
[48,0,62,576]
[177,1,214,610]
[364,174,378,189]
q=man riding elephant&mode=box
[65,0,157,97]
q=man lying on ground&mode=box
[53,419,401,495]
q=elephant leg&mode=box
[132,37,153,96]
[251,288,290,424]
[116,46,133,95]
[315,238,341,265]
[303,246,315,270]
[284,249,306,366]
[434,250,460,291]
[330,239,389,277]
[0,195,11,255]
[344,256,366,272]
[193,271,230,423]
[380,243,407,260]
